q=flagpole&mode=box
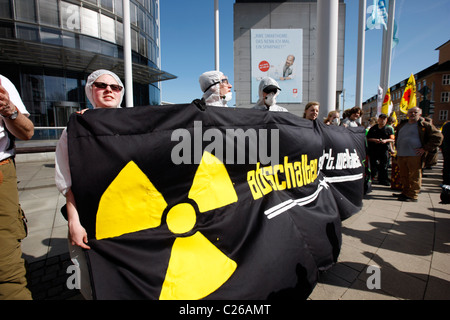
[316,0,339,119]
[123,0,133,108]
[380,0,396,95]
[355,0,366,109]
[214,0,220,71]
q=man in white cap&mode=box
[253,77,288,112]
[198,71,233,107]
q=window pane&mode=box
[114,0,122,16]
[80,35,100,53]
[17,24,39,41]
[130,2,137,26]
[0,0,12,19]
[41,27,62,45]
[15,0,36,22]
[81,7,98,37]
[66,77,79,101]
[101,0,113,12]
[138,8,145,31]
[20,72,46,126]
[39,0,59,27]
[0,21,14,38]
[131,28,138,52]
[115,20,123,45]
[100,14,115,43]
[61,2,80,32]
[101,41,118,57]
[62,31,77,48]
[44,75,65,101]
[139,32,146,56]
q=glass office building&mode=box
[0,0,175,139]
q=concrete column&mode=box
[215,0,220,71]
[316,0,339,119]
[380,0,396,94]
[355,0,366,109]
[123,0,133,108]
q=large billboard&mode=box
[251,29,303,104]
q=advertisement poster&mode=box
[251,29,303,103]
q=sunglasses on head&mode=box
[93,82,123,92]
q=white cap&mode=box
[85,69,124,108]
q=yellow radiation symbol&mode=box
[95,151,238,300]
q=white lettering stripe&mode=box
[264,174,363,219]
[324,173,363,183]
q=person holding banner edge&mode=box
[55,69,125,299]
[253,77,288,112]
[198,70,233,108]
[303,101,320,121]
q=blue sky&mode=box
[159,0,450,110]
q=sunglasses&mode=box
[93,82,123,92]
[221,78,229,85]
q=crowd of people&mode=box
[300,97,446,203]
[1,69,449,300]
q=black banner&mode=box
[67,103,365,300]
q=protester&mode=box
[55,69,125,299]
[324,110,340,125]
[441,121,450,203]
[366,114,395,186]
[303,101,319,121]
[393,107,443,202]
[253,77,288,112]
[341,106,362,127]
[198,71,233,107]
[423,117,439,170]
[366,117,377,130]
[0,75,34,300]
[442,121,450,185]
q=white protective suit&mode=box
[199,71,231,107]
[253,77,288,112]
[55,69,125,300]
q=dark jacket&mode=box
[395,117,443,156]
[442,121,450,157]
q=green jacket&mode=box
[395,117,443,154]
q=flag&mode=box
[392,20,399,48]
[391,111,398,127]
[377,86,383,116]
[366,0,388,31]
[400,74,417,114]
[67,104,365,300]
[381,88,392,115]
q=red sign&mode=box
[258,61,270,72]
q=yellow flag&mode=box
[381,88,391,115]
[399,74,417,114]
[391,111,398,127]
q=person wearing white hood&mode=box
[199,70,233,107]
[253,77,288,112]
[54,69,125,299]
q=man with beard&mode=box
[394,107,442,202]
